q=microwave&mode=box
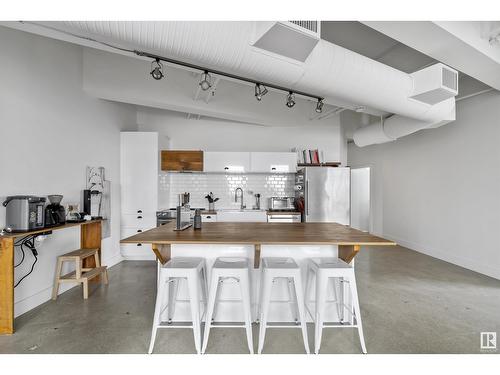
[268,197,295,211]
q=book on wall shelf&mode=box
[291,148,340,167]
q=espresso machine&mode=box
[44,195,66,227]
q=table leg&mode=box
[81,221,102,282]
[152,244,171,265]
[338,245,360,264]
[254,244,261,269]
[0,238,14,335]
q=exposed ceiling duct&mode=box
[8,21,458,146]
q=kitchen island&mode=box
[122,222,395,322]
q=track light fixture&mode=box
[315,98,324,113]
[254,83,268,101]
[150,59,164,80]
[199,70,212,91]
[286,92,296,108]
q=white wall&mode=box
[137,108,346,164]
[0,27,137,316]
[348,91,500,279]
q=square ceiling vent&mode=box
[410,63,459,105]
[252,21,320,62]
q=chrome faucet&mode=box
[235,187,246,210]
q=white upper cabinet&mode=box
[250,152,297,173]
[204,152,251,173]
[203,151,297,173]
[120,132,158,214]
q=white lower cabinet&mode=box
[201,214,217,222]
[216,210,267,222]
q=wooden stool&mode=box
[52,248,108,300]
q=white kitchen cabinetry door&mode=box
[201,214,217,222]
[250,152,297,173]
[203,152,251,173]
[120,132,158,260]
[120,132,158,214]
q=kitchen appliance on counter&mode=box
[156,210,174,227]
[2,195,46,232]
[295,167,350,224]
[268,196,296,211]
[178,192,190,207]
[44,195,66,227]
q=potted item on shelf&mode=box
[205,192,219,211]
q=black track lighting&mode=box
[199,70,212,91]
[150,59,164,80]
[254,84,268,101]
[315,98,324,113]
[286,91,296,108]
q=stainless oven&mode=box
[268,197,295,211]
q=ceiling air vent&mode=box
[442,66,458,91]
[289,21,320,34]
[410,63,459,105]
[253,21,320,62]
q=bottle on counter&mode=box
[193,209,202,230]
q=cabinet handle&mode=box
[224,167,229,170]
[206,216,211,219]
[137,210,142,213]
[137,229,142,233]
[137,216,143,219]
[137,243,142,247]
[271,167,276,171]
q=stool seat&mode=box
[149,257,207,354]
[52,248,108,300]
[202,257,253,354]
[306,257,367,354]
[258,257,310,354]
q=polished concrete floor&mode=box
[1,245,499,354]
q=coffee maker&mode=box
[44,195,66,227]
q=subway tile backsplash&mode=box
[159,173,295,210]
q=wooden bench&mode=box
[52,248,108,300]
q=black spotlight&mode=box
[315,99,324,113]
[254,84,268,101]
[150,59,164,80]
[286,91,296,108]
[199,70,212,91]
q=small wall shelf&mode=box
[297,162,340,167]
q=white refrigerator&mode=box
[295,167,350,225]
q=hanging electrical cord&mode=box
[14,234,35,268]
[14,243,25,268]
[14,236,39,288]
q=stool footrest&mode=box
[60,266,107,281]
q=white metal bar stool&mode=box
[306,257,367,354]
[202,257,254,354]
[258,257,310,354]
[148,257,207,354]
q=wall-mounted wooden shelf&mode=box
[161,150,203,172]
[297,162,340,167]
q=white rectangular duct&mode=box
[252,21,320,62]
[410,63,459,105]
